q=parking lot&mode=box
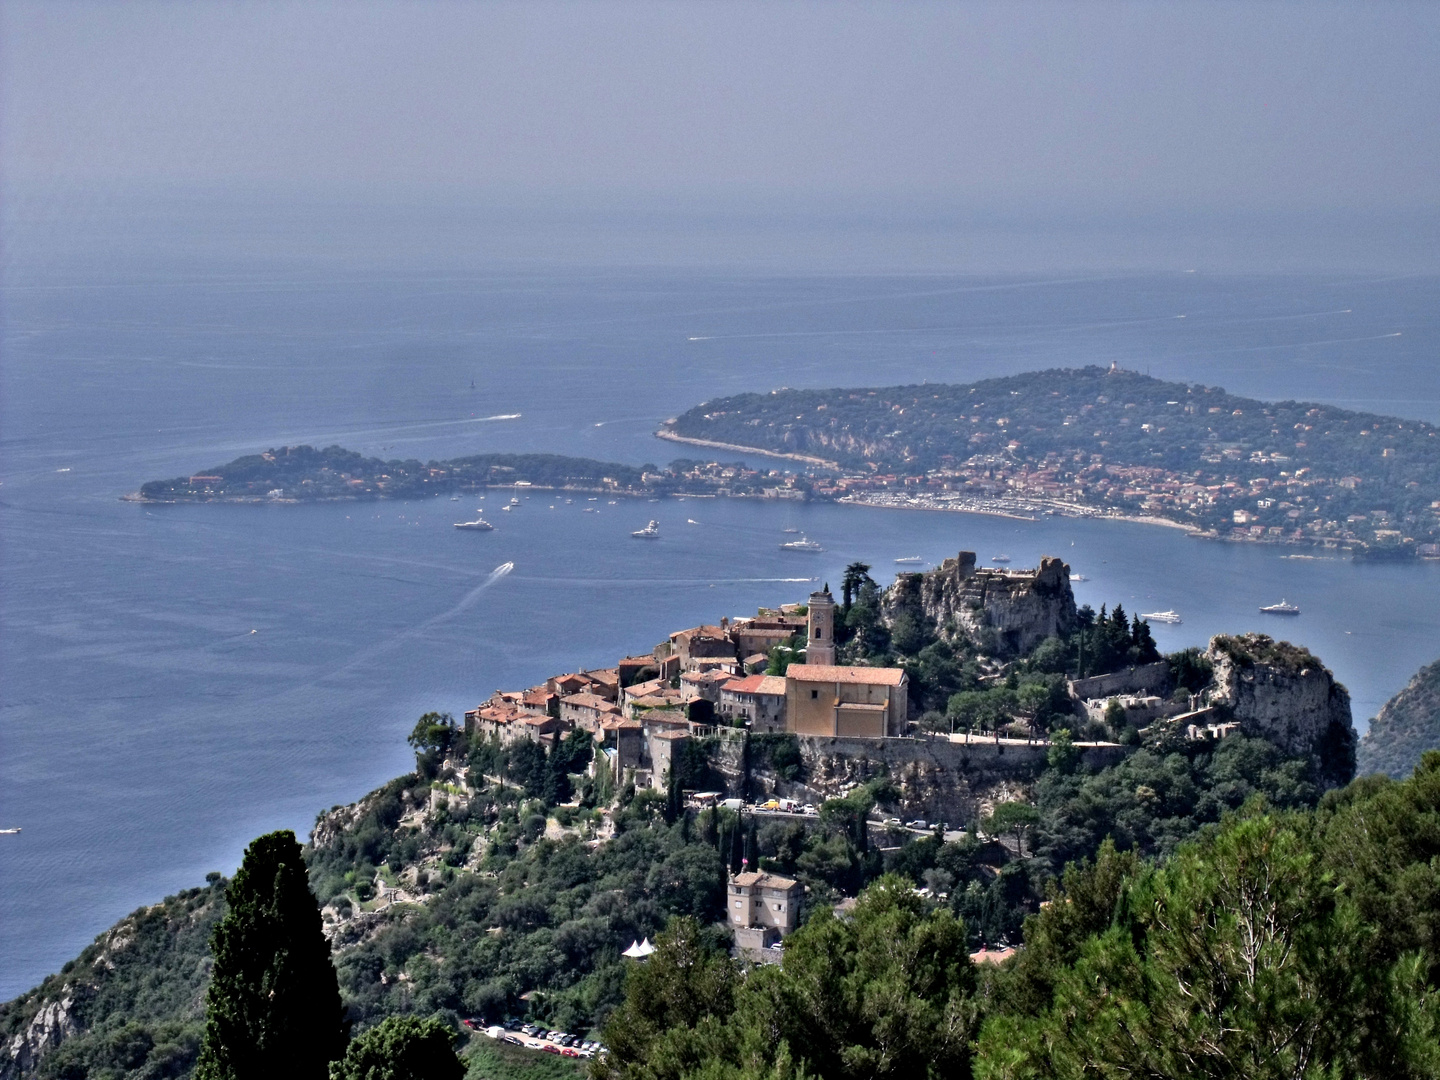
[463,1017,605,1060]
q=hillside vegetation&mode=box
[1360,658,1440,778]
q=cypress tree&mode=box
[194,830,348,1080]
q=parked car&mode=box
[883,817,901,827]
[907,820,928,830]
[802,803,817,815]
[562,1048,580,1057]
[521,1025,538,1037]
[542,1044,561,1055]
[503,1035,523,1046]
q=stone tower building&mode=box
[806,589,836,665]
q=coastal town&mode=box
[662,366,1440,559]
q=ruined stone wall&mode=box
[885,551,1078,655]
[710,729,1125,825]
[1069,662,1172,701]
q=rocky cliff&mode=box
[1357,658,1440,779]
[1206,633,1357,788]
[884,550,1076,656]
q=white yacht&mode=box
[780,535,824,553]
[1140,610,1182,624]
[990,554,1011,563]
[894,556,924,564]
[1260,599,1301,615]
[453,518,494,531]
[632,520,661,538]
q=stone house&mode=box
[648,728,691,789]
[727,871,803,960]
[718,674,788,732]
[560,692,623,733]
[680,669,736,704]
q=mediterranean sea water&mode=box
[3,192,1439,997]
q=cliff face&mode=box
[1,997,80,1080]
[1206,634,1357,788]
[1357,658,1440,779]
[885,551,1077,656]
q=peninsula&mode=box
[663,366,1440,559]
[133,446,803,504]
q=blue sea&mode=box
[3,192,1439,997]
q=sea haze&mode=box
[2,197,1440,997]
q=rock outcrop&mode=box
[1,996,80,1080]
[1205,633,1357,788]
[885,551,1076,655]
[1357,658,1440,779]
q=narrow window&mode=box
[811,689,819,699]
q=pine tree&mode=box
[329,1016,462,1080]
[194,830,348,1080]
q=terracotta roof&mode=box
[651,729,691,741]
[731,871,799,890]
[723,674,786,696]
[562,692,616,711]
[969,947,1018,966]
[785,664,907,686]
[671,624,728,643]
[522,688,555,705]
[601,717,643,731]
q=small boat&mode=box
[894,556,924,564]
[687,518,699,525]
[454,519,494,531]
[990,554,1011,563]
[0,828,20,835]
[450,495,460,501]
[502,504,513,512]
[1260,599,1301,615]
[583,507,597,513]
[632,520,661,538]
[509,496,521,505]
[782,527,800,534]
[1140,610,1182,624]
[781,536,824,553]
[1071,574,1087,581]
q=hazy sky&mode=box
[5,0,1438,215]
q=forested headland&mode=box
[664,367,1440,557]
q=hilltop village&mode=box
[462,549,1355,960]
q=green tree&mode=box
[977,806,1439,1080]
[408,712,456,778]
[595,917,739,1080]
[984,802,1040,858]
[194,831,347,1080]
[841,562,873,613]
[328,1016,462,1080]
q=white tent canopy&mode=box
[622,937,656,959]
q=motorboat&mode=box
[894,556,924,564]
[990,554,1011,563]
[632,520,661,539]
[1260,599,1301,615]
[1140,610,1182,624]
[454,519,494,531]
[780,536,824,553]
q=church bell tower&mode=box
[806,589,836,666]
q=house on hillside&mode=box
[718,674,788,732]
[728,871,803,961]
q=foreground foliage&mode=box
[194,831,347,1080]
[614,754,1440,1080]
